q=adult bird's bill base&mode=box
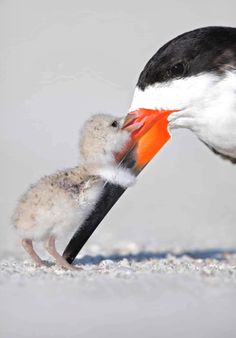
[63,108,174,264]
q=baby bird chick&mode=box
[13,114,141,270]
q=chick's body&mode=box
[13,167,102,240]
[13,114,136,270]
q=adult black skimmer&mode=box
[130,26,236,163]
[63,26,236,263]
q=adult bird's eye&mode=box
[170,62,186,77]
[111,120,119,128]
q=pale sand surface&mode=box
[1,244,236,338]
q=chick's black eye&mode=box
[170,62,186,77]
[111,120,118,128]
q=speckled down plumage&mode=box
[12,114,136,269]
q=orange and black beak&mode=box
[63,108,175,264]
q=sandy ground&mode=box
[1,243,236,338]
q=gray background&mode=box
[0,0,235,256]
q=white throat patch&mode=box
[129,71,236,158]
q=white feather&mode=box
[130,71,236,158]
[96,166,136,188]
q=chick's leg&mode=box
[22,239,44,267]
[44,235,78,270]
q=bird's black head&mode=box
[137,26,236,90]
[129,26,236,162]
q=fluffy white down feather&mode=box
[96,166,136,188]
